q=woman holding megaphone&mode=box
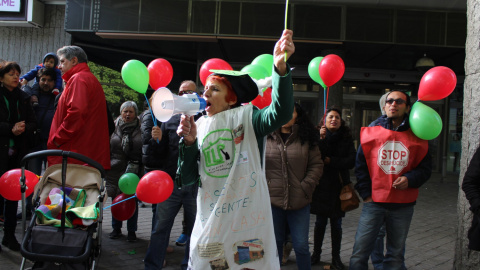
[176,30,294,270]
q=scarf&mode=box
[116,117,138,158]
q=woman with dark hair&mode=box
[310,107,356,269]
[175,30,294,270]
[0,61,36,252]
[265,103,323,270]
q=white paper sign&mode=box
[0,0,21,12]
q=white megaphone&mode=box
[151,87,206,122]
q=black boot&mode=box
[2,228,20,251]
[331,226,344,270]
[311,224,326,265]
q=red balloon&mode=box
[199,58,233,86]
[251,87,272,109]
[148,58,174,90]
[136,170,174,204]
[319,54,345,87]
[111,193,136,221]
[0,169,39,201]
[418,66,457,101]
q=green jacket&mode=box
[176,65,294,187]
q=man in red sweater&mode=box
[47,45,110,170]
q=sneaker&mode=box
[2,235,20,251]
[109,229,122,239]
[127,232,137,242]
[175,234,189,246]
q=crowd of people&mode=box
[5,29,467,270]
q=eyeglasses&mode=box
[178,90,195,96]
[385,98,406,105]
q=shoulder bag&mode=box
[339,173,360,212]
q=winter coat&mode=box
[310,127,356,218]
[47,62,111,169]
[0,86,37,174]
[141,110,164,170]
[266,125,323,210]
[106,117,142,198]
[462,146,480,251]
[22,85,56,151]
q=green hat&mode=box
[209,70,259,104]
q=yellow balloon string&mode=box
[284,0,290,62]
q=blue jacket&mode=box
[20,52,63,91]
[354,115,432,206]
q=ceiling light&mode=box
[415,54,435,72]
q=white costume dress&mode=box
[188,104,280,270]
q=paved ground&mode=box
[1,172,458,270]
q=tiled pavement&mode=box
[1,173,458,270]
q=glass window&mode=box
[240,3,284,37]
[294,5,341,40]
[426,12,446,45]
[219,2,240,35]
[99,0,140,32]
[140,1,188,33]
[65,0,92,30]
[346,7,393,42]
[192,1,216,34]
[446,12,467,47]
[396,10,426,44]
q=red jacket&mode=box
[47,62,111,169]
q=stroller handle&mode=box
[20,150,106,178]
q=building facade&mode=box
[0,0,467,174]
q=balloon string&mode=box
[144,94,160,143]
[103,194,136,210]
[284,0,290,62]
[326,86,330,110]
[323,88,326,115]
[324,87,330,124]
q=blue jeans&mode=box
[371,224,407,270]
[271,205,311,270]
[350,203,414,270]
[111,198,139,232]
[144,183,198,270]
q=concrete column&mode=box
[455,0,480,268]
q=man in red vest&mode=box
[349,90,432,270]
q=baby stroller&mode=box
[19,150,106,270]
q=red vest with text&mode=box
[360,126,428,203]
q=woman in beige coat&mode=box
[265,103,323,270]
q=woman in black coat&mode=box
[462,146,480,251]
[310,108,356,269]
[0,61,36,252]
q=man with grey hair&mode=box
[47,45,111,170]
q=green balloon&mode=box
[252,54,274,77]
[119,173,140,195]
[121,60,149,94]
[308,57,327,88]
[409,101,443,140]
[241,64,269,81]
